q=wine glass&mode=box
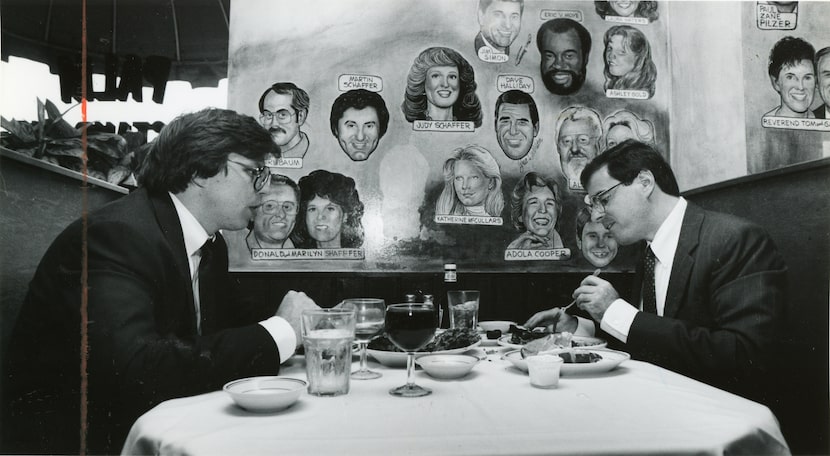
[340,298,386,380]
[385,303,439,397]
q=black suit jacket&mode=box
[814,105,826,119]
[602,203,787,403]
[2,189,281,454]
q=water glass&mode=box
[447,290,480,330]
[302,308,356,396]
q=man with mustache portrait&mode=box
[536,18,592,96]
[555,106,603,191]
[258,82,311,161]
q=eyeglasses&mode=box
[558,134,596,148]
[227,159,269,191]
[260,200,298,215]
[259,108,296,125]
[584,182,624,211]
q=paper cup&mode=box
[526,354,564,389]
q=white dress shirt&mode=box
[169,193,296,360]
[599,197,688,343]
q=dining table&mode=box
[121,345,790,456]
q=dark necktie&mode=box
[198,237,216,334]
[642,245,657,314]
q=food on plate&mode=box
[485,329,502,340]
[368,328,479,353]
[520,332,574,358]
[558,351,603,364]
[508,324,549,345]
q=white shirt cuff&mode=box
[259,316,297,363]
[574,316,596,337]
[600,298,638,343]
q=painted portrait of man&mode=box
[330,89,390,162]
[494,90,539,160]
[536,18,592,96]
[474,0,524,60]
[554,106,602,190]
[814,46,830,119]
[258,82,311,159]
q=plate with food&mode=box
[502,348,630,376]
[478,321,516,346]
[367,328,482,367]
[497,332,606,351]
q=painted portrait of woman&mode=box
[603,25,657,98]
[594,1,659,22]
[295,169,365,249]
[601,109,655,150]
[435,145,503,217]
[402,47,483,127]
[506,172,564,250]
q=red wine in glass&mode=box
[385,304,438,397]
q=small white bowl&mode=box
[416,354,478,379]
[224,376,306,413]
[478,320,516,333]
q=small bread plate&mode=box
[224,376,307,413]
[497,334,607,351]
[502,348,630,376]
[416,354,479,379]
[478,321,516,346]
[368,341,482,368]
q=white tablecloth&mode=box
[122,348,789,456]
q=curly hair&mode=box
[603,26,657,98]
[602,109,655,149]
[138,108,278,194]
[768,36,816,80]
[329,89,390,138]
[294,170,365,248]
[401,47,483,127]
[594,1,659,21]
[435,145,503,216]
[510,172,562,233]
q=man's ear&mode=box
[638,170,655,196]
[297,109,307,126]
[477,8,485,26]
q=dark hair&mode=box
[580,139,679,196]
[295,170,365,248]
[768,36,816,80]
[494,90,539,131]
[603,25,657,98]
[575,206,592,240]
[535,18,592,65]
[258,82,310,115]
[401,47,483,127]
[478,0,524,14]
[138,108,278,194]
[329,89,390,138]
[510,172,562,233]
[594,1,659,21]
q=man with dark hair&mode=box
[526,139,787,405]
[494,90,539,160]
[765,36,816,118]
[2,108,320,454]
[258,82,311,158]
[814,46,830,119]
[475,0,524,59]
[330,89,390,161]
[536,18,592,95]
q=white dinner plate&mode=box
[502,348,630,376]
[496,334,607,350]
[368,341,482,368]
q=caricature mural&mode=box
[745,2,830,174]
[224,0,672,272]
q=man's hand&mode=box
[524,308,578,334]
[275,290,320,346]
[572,275,619,321]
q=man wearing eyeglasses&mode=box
[554,105,602,190]
[526,139,787,405]
[247,174,301,249]
[2,109,320,455]
[258,81,310,159]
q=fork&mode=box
[562,268,602,313]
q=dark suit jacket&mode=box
[814,105,827,119]
[2,189,282,455]
[474,32,509,56]
[603,203,787,404]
